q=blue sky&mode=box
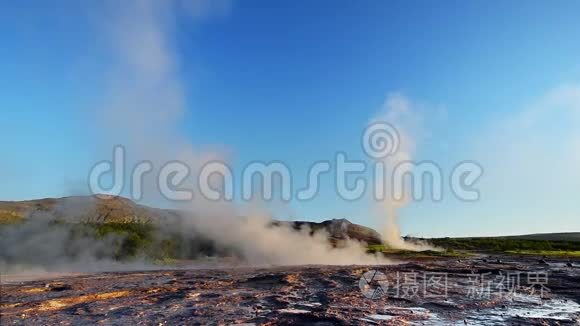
[1,1,579,237]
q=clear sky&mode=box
[1,1,579,237]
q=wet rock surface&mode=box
[1,256,579,325]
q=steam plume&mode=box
[95,0,386,266]
[1,1,389,275]
[371,93,435,251]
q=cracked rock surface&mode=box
[2,256,579,325]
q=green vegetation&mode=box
[366,244,387,253]
[88,222,237,262]
[92,222,156,259]
[422,237,580,258]
[367,237,580,258]
[505,250,580,257]
[32,221,229,263]
[430,237,580,252]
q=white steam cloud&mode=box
[94,0,387,266]
[370,93,436,251]
[0,196,154,275]
[1,0,390,276]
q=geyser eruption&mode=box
[370,93,436,251]
[89,0,389,266]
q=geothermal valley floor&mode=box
[1,256,580,325]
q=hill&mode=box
[274,218,383,245]
[0,195,179,224]
[0,195,382,245]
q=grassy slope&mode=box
[426,237,580,258]
[367,236,580,258]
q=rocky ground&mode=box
[1,256,580,325]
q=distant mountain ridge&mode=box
[0,195,383,245]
